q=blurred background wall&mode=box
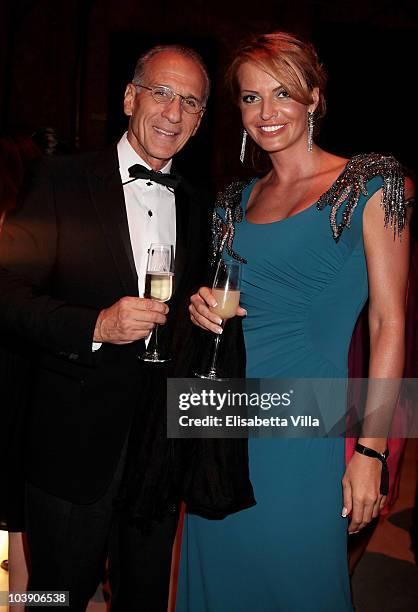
[1,0,417,187]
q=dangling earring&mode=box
[307,111,314,152]
[240,129,247,164]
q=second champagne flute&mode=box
[195,258,242,380]
[140,243,174,363]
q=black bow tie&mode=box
[125,164,181,189]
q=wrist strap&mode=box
[355,443,389,495]
[355,443,389,461]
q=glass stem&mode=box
[208,322,224,376]
[152,323,160,356]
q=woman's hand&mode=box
[342,452,386,533]
[189,286,247,334]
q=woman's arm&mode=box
[342,178,413,533]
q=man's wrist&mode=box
[93,309,105,343]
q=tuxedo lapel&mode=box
[173,183,190,298]
[86,147,138,297]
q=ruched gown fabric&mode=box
[176,175,384,612]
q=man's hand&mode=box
[189,286,247,334]
[93,296,168,344]
[342,452,386,533]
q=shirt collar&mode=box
[117,132,173,184]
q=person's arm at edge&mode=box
[342,177,414,532]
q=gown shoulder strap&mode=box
[316,153,411,242]
[211,180,251,264]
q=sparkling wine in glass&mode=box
[140,243,174,363]
[195,259,242,380]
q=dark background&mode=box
[0,0,417,188]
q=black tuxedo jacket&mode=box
[0,146,210,504]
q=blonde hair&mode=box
[226,32,327,123]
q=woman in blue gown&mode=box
[177,32,412,611]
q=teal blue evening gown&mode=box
[176,173,386,612]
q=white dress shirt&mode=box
[117,132,176,297]
[93,134,176,351]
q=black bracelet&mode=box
[354,443,389,495]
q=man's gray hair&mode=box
[132,44,210,104]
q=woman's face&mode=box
[237,61,318,155]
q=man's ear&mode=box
[124,83,136,117]
[191,110,204,137]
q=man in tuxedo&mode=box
[0,45,210,610]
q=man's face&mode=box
[124,51,206,170]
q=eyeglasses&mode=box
[134,84,205,114]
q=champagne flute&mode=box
[140,243,174,363]
[195,259,242,380]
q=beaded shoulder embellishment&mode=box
[211,180,250,264]
[316,153,408,242]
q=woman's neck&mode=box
[266,146,347,188]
